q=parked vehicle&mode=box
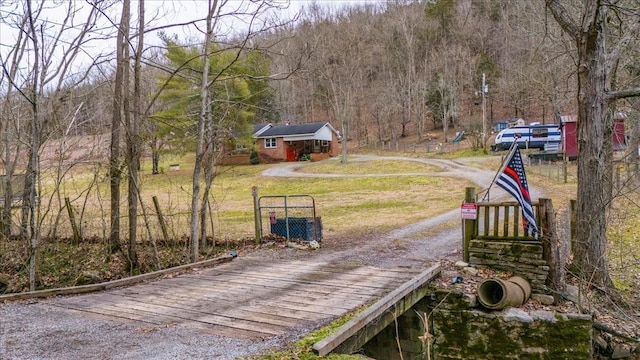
[491,124,561,151]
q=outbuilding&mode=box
[560,113,626,160]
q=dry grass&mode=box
[32,156,472,242]
[4,142,640,302]
[1,153,475,292]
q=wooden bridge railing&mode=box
[461,187,565,294]
[475,201,541,241]
[462,187,545,262]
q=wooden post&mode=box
[65,197,81,245]
[540,198,565,302]
[152,196,169,245]
[570,199,577,254]
[463,187,476,263]
[252,186,261,245]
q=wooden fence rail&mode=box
[475,201,541,240]
[462,188,563,293]
[462,187,544,262]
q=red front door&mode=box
[286,147,297,162]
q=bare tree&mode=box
[186,0,291,260]
[546,0,640,289]
[306,6,365,163]
[1,0,111,290]
[188,0,217,262]
[0,2,29,241]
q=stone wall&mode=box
[468,239,550,294]
[432,309,592,359]
[361,289,592,360]
[429,290,592,359]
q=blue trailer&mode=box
[491,124,561,151]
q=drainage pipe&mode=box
[477,276,531,310]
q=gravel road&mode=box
[0,155,540,359]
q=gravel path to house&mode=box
[0,155,543,360]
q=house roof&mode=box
[253,123,272,136]
[256,122,325,137]
[559,115,577,124]
[254,122,341,142]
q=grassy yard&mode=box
[0,153,474,292]
[35,154,473,242]
[2,149,640,303]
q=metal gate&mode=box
[258,195,322,242]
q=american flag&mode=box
[496,147,539,239]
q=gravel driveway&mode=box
[0,155,538,359]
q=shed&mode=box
[560,114,626,160]
[560,115,578,160]
[613,112,626,151]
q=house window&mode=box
[313,139,330,153]
[265,138,276,148]
[321,140,330,153]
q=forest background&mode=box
[0,0,639,300]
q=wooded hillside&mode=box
[265,0,578,147]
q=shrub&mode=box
[249,150,260,165]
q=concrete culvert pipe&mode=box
[477,276,531,310]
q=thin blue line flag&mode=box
[496,147,539,239]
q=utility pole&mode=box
[482,73,488,153]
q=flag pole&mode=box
[481,140,519,202]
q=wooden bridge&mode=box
[4,256,440,354]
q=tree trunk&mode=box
[0,29,26,240]
[126,0,144,272]
[190,0,218,262]
[572,5,614,289]
[339,94,349,164]
[151,139,160,175]
[547,0,614,288]
[199,92,216,250]
[110,0,130,254]
[24,0,41,291]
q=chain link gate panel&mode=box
[258,195,322,242]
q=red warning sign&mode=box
[460,203,478,220]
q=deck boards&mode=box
[52,257,424,340]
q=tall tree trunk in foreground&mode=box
[547,0,640,289]
[110,0,131,254]
[190,0,218,262]
[24,0,41,291]
[126,0,144,271]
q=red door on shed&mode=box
[561,117,578,159]
[613,119,626,151]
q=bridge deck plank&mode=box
[52,257,424,339]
